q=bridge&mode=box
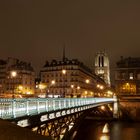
[0,97,118,139]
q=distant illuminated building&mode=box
[115,57,140,96]
[0,60,7,94]
[0,57,35,97]
[94,51,111,86]
[40,57,106,98]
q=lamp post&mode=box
[62,69,66,98]
[10,71,17,98]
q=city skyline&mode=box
[0,0,140,72]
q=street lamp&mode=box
[10,71,17,98]
[62,69,67,98]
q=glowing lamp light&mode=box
[18,85,23,90]
[77,86,80,90]
[51,80,56,85]
[101,106,105,110]
[100,85,104,90]
[11,71,17,77]
[62,69,66,75]
[71,84,74,88]
[85,91,87,94]
[85,79,90,84]
[26,92,31,95]
[97,84,100,88]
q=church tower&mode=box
[95,51,111,86]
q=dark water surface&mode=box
[74,119,140,140]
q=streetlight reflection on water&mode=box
[100,123,110,140]
[100,135,110,140]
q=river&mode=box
[74,119,140,140]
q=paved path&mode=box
[0,119,52,140]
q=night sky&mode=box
[0,0,140,75]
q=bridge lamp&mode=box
[110,107,113,111]
[101,106,105,110]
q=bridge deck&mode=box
[0,98,115,120]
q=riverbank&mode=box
[0,119,52,140]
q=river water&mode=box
[74,119,140,140]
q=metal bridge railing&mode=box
[0,98,115,119]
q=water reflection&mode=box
[102,123,109,134]
[100,123,110,140]
[74,120,140,140]
[100,135,110,140]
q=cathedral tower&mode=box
[95,51,111,86]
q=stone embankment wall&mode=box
[119,100,140,121]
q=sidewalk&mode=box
[0,119,52,140]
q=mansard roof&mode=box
[9,60,34,71]
[43,58,92,73]
[117,57,140,68]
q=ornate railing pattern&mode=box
[0,98,115,119]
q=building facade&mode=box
[40,58,107,98]
[0,60,7,94]
[115,57,140,96]
[94,51,111,86]
[0,57,35,97]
